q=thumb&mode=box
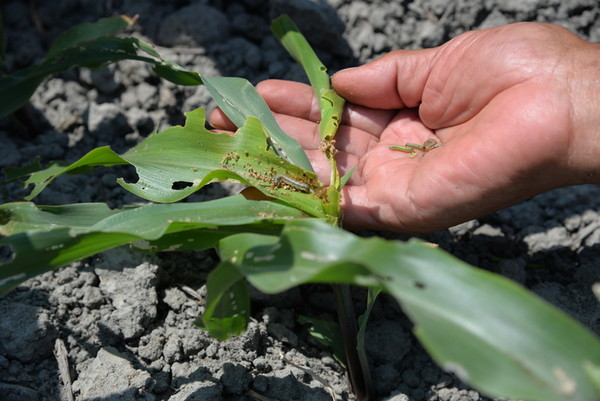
[331,48,437,110]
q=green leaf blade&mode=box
[195,262,250,340]
[47,15,134,58]
[23,146,127,200]
[215,219,600,401]
[271,15,345,142]
[0,196,304,295]
[0,18,202,118]
[202,76,314,172]
[19,108,327,218]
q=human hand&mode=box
[210,23,600,232]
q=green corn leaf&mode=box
[271,15,330,96]
[297,315,346,365]
[20,108,328,219]
[356,287,379,395]
[1,158,42,184]
[202,76,314,172]
[195,261,250,341]
[0,16,202,118]
[584,361,600,395]
[272,15,347,221]
[46,15,134,58]
[211,219,600,401]
[23,147,127,200]
[271,15,345,142]
[0,196,304,295]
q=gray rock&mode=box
[366,319,411,364]
[0,383,40,401]
[497,0,542,16]
[0,132,21,167]
[95,249,159,340]
[267,322,298,347]
[252,369,332,401]
[382,390,410,401]
[522,226,571,254]
[0,302,56,363]
[415,19,446,48]
[497,258,527,285]
[72,347,154,401]
[77,286,104,308]
[179,328,210,357]
[219,362,251,395]
[80,66,120,95]
[158,4,230,47]
[163,287,188,312]
[166,380,222,401]
[137,329,165,361]
[373,362,400,394]
[169,361,223,400]
[478,9,510,29]
[162,335,182,364]
[269,0,346,52]
[86,102,130,139]
[125,107,155,135]
[401,368,421,388]
[231,13,270,42]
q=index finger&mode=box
[257,79,397,137]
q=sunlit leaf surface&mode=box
[210,219,600,401]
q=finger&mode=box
[256,80,321,121]
[271,111,381,174]
[331,48,437,110]
[258,79,397,137]
[208,107,236,130]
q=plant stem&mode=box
[333,284,374,401]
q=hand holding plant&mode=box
[1,15,599,401]
[228,23,600,233]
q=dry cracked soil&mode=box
[1,1,599,400]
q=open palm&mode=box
[212,23,598,232]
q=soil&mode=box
[1,1,599,401]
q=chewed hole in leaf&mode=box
[0,245,14,265]
[171,181,194,190]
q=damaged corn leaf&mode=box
[20,108,329,219]
[271,15,345,143]
[0,15,202,118]
[202,76,313,172]
[272,15,346,220]
[0,195,305,295]
[208,219,600,401]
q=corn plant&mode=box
[0,15,599,401]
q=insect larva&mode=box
[273,174,313,193]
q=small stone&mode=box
[138,333,165,361]
[0,302,56,363]
[267,323,298,347]
[163,287,188,312]
[72,347,153,400]
[85,102,130,139]
[401,369,420,388]
[158,4,230,47]
[219,363,251,395]
[0,132,21,167]
[162,335,182,364]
